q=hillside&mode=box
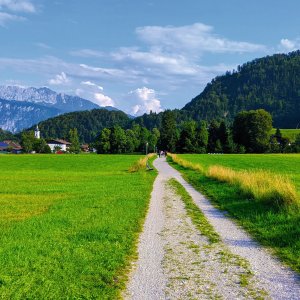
[183,51,300,128]
[0,99,60,133]
[30,109,131,143]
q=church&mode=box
[35,125,71,152]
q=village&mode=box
[0,126,92,154]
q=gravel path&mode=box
[124,157,300,299]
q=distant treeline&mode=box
[95,109,300,154]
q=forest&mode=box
[183,51,300,128]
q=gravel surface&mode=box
[162,182,266,299]
[123,168,167,300]
[124,157,300,299]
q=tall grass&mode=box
[208,166,298,208]
[128,153,156,172]
[168,153,298,209]
[168,153,204,173]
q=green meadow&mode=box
[271,128,300,141]
[178,154,300,195]
[0,155,156,299]
[168,154,300,273]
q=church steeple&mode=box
[34,125,40,139]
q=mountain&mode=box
[28,109,131,143]
[0,99,61,133]
[0,86,127,132]
[183,51,300,128]
[0,86,99,112]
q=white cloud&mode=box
[0,0,36,13]
[279,38,300,52]
[94,93,115,107]
[35,42,52,50]
[0,11,24,25]
[136,23,266,54]
[81,80,103,90]
[129,87,162,115]
[48,72,70,85]
[70,49,104,58]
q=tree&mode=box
[110,126,127,153]
[207,120,220,153]
[177,121,197,153]
[21,131,35,153]
[148,128,160,152]
[68,128,81,153]
[125,129,136,153]
[196,121,208,152]
[233,109,273,153]
[97,128,111,154]
[33,138,51,153]
[159,110,178,152]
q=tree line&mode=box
[95,109,300,154]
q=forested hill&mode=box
[29,109,131,143]
[183,51,300,128]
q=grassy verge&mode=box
[169,154,299,209]
[0,154,156,299]
[168,178,220,243]
[167,155,300,273]
[128,153,156,172]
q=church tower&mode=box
[34,125,40,139]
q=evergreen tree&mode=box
[68,128,81,153]
[207,120,220,153]
[159,110,178,152]
[177,121,197,153]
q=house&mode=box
[47,139,71,152]
[0,141,22,154]
[0,142,8,153]
[80,144,89,152]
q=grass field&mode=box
[0,154,156,299]
[178,154,300,195]
[168,154,300,273]
[271,128,300,141]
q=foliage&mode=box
[233,109,273,153]
[0,128,16,141]
[183,51,300,128]
[159,110,179,152]
[68,128,81,153]
[0,155,156,298]
[21,131,35,153]
[28,109,131,143]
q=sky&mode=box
[0,0,300,115]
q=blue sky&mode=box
[0,0,299,115]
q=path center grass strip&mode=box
[167,154,300,274]
[0,154,156,299]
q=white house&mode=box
[47,139,71,152]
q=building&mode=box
[34,125,40,139]
[0,141,22,154]
[47,139,71,152]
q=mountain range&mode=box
[0,86,116,132]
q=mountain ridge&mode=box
[0,85,124,132]
[182,51,300,128]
